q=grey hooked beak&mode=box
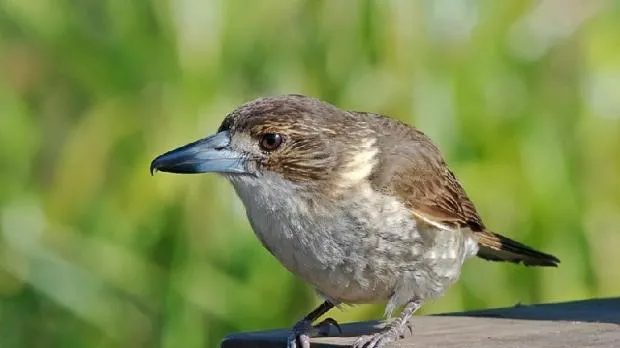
[150,130,248,175]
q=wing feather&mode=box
[361,113,559,267]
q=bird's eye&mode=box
[259,133,283,151]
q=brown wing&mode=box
[365,114,559,267]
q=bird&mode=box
[150,94,560,348]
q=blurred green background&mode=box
[1,0,619,347]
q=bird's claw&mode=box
[352,320,411,348]
[352,330,398,348]
[286,319,312,348]
[315,317,342,336]
[286,317,342,348]
[405,322,413,336]
[286,332,311,348]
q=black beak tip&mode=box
[150,156,162,176]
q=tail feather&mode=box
[475,231,560,267]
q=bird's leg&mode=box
[287,301,341,348]
[353,298,422,348]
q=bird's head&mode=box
[150,95,378,193]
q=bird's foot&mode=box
[353,297,421,348]
[286,317,342,348]
[352,318,412,348]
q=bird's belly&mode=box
[249,216,476,305]
[245,205,391,303]
[232,178,478,305]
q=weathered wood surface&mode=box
[221,298,620,348]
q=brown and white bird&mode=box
[150,94,559,348]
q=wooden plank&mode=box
[443,297,620,324]
[220,298,620,348]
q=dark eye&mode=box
[259,133,283,151]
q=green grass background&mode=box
[1,1,619,347]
